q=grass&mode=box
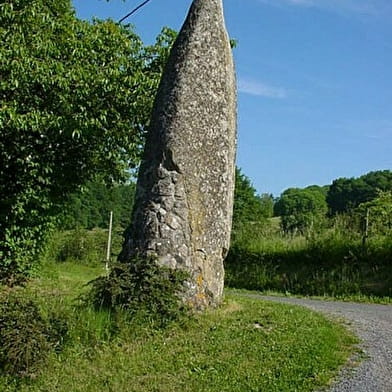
[0,261,358,392]
[226,225,392,298]
[227,287,392,305]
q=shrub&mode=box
[0,291,68,376]
[87,256,189,327]
[43,228,126,267]
[44,229,110,266]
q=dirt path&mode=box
[247,295,392,392]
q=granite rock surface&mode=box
[119,0,237,308]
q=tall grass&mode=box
[226,217,392,298]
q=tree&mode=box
[327,170,392,215]
[0,0,176,282]
[232,168,270,231]
[274,187,327,234]
[357,191,392,236]
[259,193,274,219]
[61,181,136,230]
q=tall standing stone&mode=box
[119,0,237,308]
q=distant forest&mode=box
[61,182,136,230]
[62,169,392,233]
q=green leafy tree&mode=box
[0,0,176,282]
[259,193,274,219]
[357,191,392,235]
[61,181,136,230]
[327,170,392,215]
[232,168,270,231]
[274,186,327,235]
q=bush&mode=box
[58,230,103,264]
[87,256,189,327]
[44,228,117,266]
[0,291,68,376]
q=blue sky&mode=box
[72,0,392,196]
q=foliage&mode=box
[274,186,327,234]
[259,192,275,219]
[357,191,392,235]
[46,228,105,265]
[87,256,189,327]
[0,0,176,282]
[225,215,392,297]
[0,291,68,376]
[0,262,357,392]
[43,228,125,269]
[327,170,392,214]
[229,171,390,298]
[232,168,273,243]
[61,181,136,230]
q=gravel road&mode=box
[248,295,392,392]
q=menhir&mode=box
[119,0,237,308]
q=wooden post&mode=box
[106,211,113,274]
[362,208,369,247]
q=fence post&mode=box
[106,211,113,275]
[362,208,369,247]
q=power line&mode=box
[118,0,153,24]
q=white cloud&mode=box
[238,78,288,98]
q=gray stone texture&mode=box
[119,0,237,308]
